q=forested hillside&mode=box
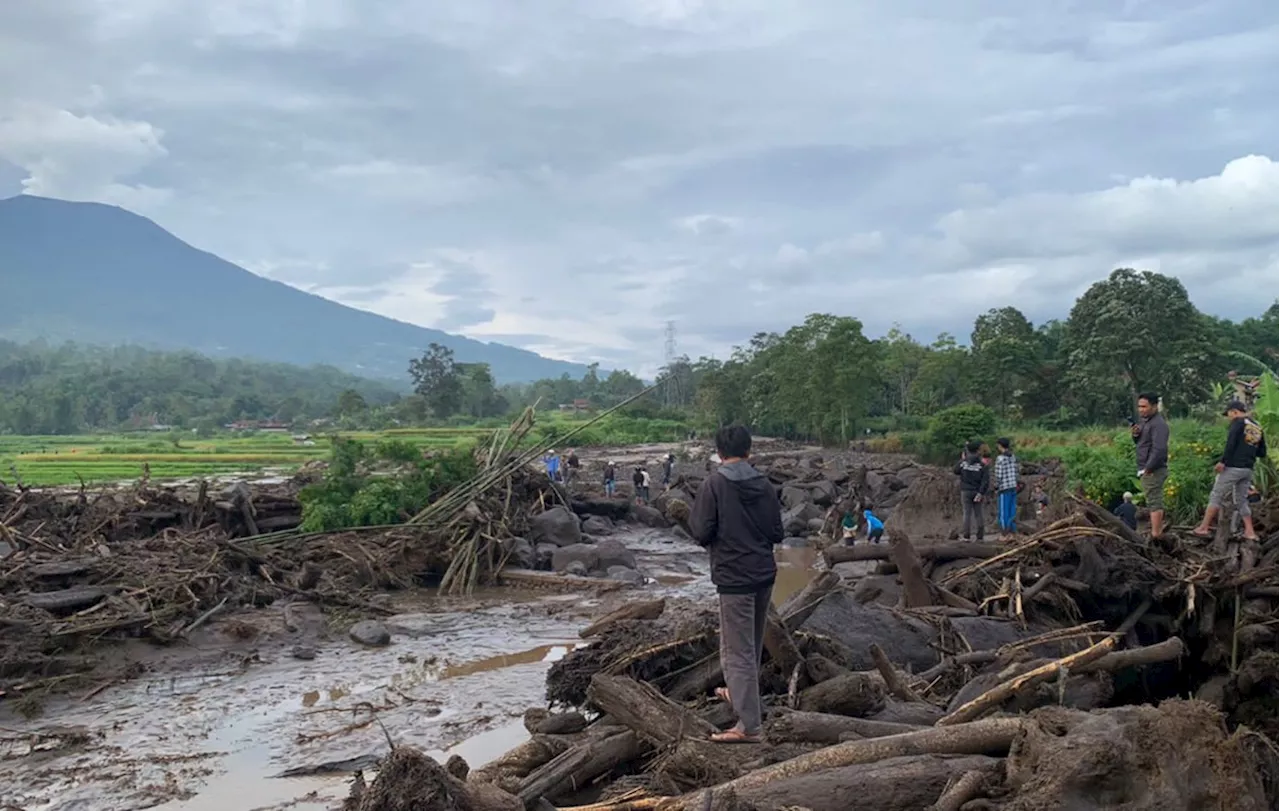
[0,342,400,434]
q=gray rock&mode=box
[896,465,923,487]
[594,538,637,570]
[552,543,601,573]
[782,536,808,547]
[501,536,536,569]
[607,566,645,585]
[564,560,590,577]
[632,504,668,528]
[809,480,838,507]
[780,486,811,509]
[581,515,614,536]
[806,517,827,532]
[530,505,582,547]
[672,525,694,542]
[349,620,391,647]
[291,644,318,660]
[782,508,810,536]
[535,543,557,570]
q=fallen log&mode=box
[824,542,1004,567]
[22,586,110,613]
[518,731,645,805]
[888,530,933,608]
[586,675,716,746]
[763,605,805,681]
[797,672,886,717]
[667,716,1023,804]
[1075,636,1186,675]
[579,599,666,639]
[869,643,923,703]
[927,767,992,811]
[471,734,573,787]
[766,709,925,744]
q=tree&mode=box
[408,343,464,418]
[1063,269,1213,420]
[969,306,1039,415]
[909,334,971,414]
[877,326,928,416]
[458,363,505,418]
[336,389,368,417]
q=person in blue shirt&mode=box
[863,507,884,543]
[543,451,561,482]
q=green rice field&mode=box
[0,428,487,487]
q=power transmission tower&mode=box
[662,321,681,407]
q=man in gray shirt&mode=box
[1131,392,1170,540]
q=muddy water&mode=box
[0,528,820,811]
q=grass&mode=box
[0,410,695,487]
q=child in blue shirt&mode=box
[864,508,884,543]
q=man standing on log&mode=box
[1131,393,1169,540]
[687,425,784,744]
[954,441,990,541]
[1192,399,1268,541]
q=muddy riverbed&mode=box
[0,528,822,811]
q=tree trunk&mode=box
[797,672,886,717]
[825,542,1004,567]
[766,709,925,745]
[517,731,645,806]
[586,675,717,746]
[888,530,933,608]
[579,599,666,639]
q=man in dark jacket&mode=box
[1193,400,1268,541]
[687,425,783,743]
[1131,393,1170,539]
[954,441,990,541]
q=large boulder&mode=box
[581,515,614,536]
[632,504,668,528]
[500,537,535,569]
[782,503,825,535]
[800,592,938,672]
[534,543,557,570]
[810,480,838,507]
[551,543,601,573]
[780,486,811,509]
[531,506,582,547]
[594,538,637,570]
[349,620,392,647]
[607,566,644,586]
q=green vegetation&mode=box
[297,438,478,532]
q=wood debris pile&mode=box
[406,498,1277,811]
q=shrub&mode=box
[925,405,997,461]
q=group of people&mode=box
[541,449,580,484]
[953,437,1043,541]
[1130,392,1269,542]
[598,453,677,505]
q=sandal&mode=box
[710,728,761,744]
[1191,528,1213,538]
[714,687,731,704]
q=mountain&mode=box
[0,195,588,383]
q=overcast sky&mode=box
[1,1,1276,375]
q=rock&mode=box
[865,470,891,502]
[672,525,694,541]
[810,480,838,506]
[782,536,808,547]
[780,486,811,509]
[782,508,810,536]
[895,465,923,487]
[607,566,645,585]
[594,539,637,569]
[632,504,668,528]
[535,543,557,570]
[563,560,590,577]
[444,754,470,780]
[501,537,536,569]
[552,543,601,573]
[349,620,392,647]
[581,515,614,536]
[291,644,318,660]
[530,505,582,547]
[806,518,826,532]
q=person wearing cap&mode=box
[993,437,1019,540]
[543,450,560,482]
[603,460,617,497]
[1112,491,1138,531]
[1193,400,1268,541]
[1131,392,1169,540]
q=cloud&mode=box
[0,0,1274,374]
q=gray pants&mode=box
[1210,466,1254,518]
[719,586,772,735]
[961,492,985,539]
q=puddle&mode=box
[0,527,821,811]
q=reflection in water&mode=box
[440,645,570,680]
[773,545,818,607]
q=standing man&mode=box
[686,425,783,744]
[954,441,990,541]
[565,448,581,486]
[662,453,676,488]
[993,438,1019,540]
[544,450,560,482]
[603,460,617,498]
[1131,393,1170,540]
[1193,400,1268,541]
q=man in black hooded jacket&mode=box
[687,425,784,743]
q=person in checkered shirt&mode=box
[994,437,1020,540]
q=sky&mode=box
[1,1,1277,377]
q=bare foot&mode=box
[710,728,761,744]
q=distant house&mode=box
[226,419,291,432]
[558,399,593,412]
